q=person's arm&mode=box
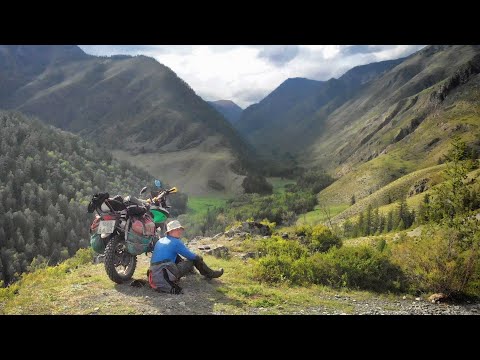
[173,238,197,261]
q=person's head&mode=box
[166,220,184,238]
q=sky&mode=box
[79,45,426,108]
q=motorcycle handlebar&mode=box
[147,187,177,204]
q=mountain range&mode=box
[236,45,480,207]
[0,45,253,196]
[1,44,479,208]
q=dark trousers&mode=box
[175,257,219,278]
[176,259,195,278]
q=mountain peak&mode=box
[208,100,243,123]
[1,45,88,62]
[210,99,242,108]
[339,57,406,86]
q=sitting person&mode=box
[148,220,223,294]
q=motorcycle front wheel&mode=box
[104,235,137,284]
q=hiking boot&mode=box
[193,257,224,279]
[206,268,224,279]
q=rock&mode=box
[198,246,211,250]
[179,301,186,306]
[240,221,272,236]
[212,233,223,240]
[407,227,423,238]
[241,252,256,260]
[93,307,99,311]
[428,293,446,303]
[415,297,421,301]
[237,232,249,239]
[281,233,289,239]
[205,246,229,259]
[408,178,429,197]
[402,296,407,300]
[93,255,105,264]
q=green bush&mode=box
[253,236,404,292]
[296,168,334,194]
[319,246,405,292]
[253,255,295,283]
[242,175,273,195]
[257,236,307,260]
[376,238,387,252]
[294,224,342,253]
[260,218,276,232]
[308,225,342,253]
[290,254,337,286]
[391,223,480,297]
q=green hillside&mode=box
[307,45,480,173]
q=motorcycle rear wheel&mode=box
[104,235,137,284]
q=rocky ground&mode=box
[93,254,479,316]
[271,295,480,315]
[93,274,480,315]
[81,260,480,315]
[3,222,479,315]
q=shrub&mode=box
[296,168,334,194]
[376,238,387,252]
[294,224,312,237]
[253,236,404,292]
[257,236,307,260]
[253,255,295,283]
[308,224,342,253]
[320,246,405,292]
[260,218,276,231]
[294,224,342,253]
[391,223,480,297]
[242,175,273,195]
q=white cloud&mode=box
[79,45,426,108]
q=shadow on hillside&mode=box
[114,272,240,314]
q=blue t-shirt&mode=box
[151,235,197,263]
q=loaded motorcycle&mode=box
[87,181,177,284]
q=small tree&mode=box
[428,136,477,227]
[242,175,273,195]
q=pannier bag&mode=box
[126,215,156,255]
[90,233,106,254]
[89,216,105,253]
